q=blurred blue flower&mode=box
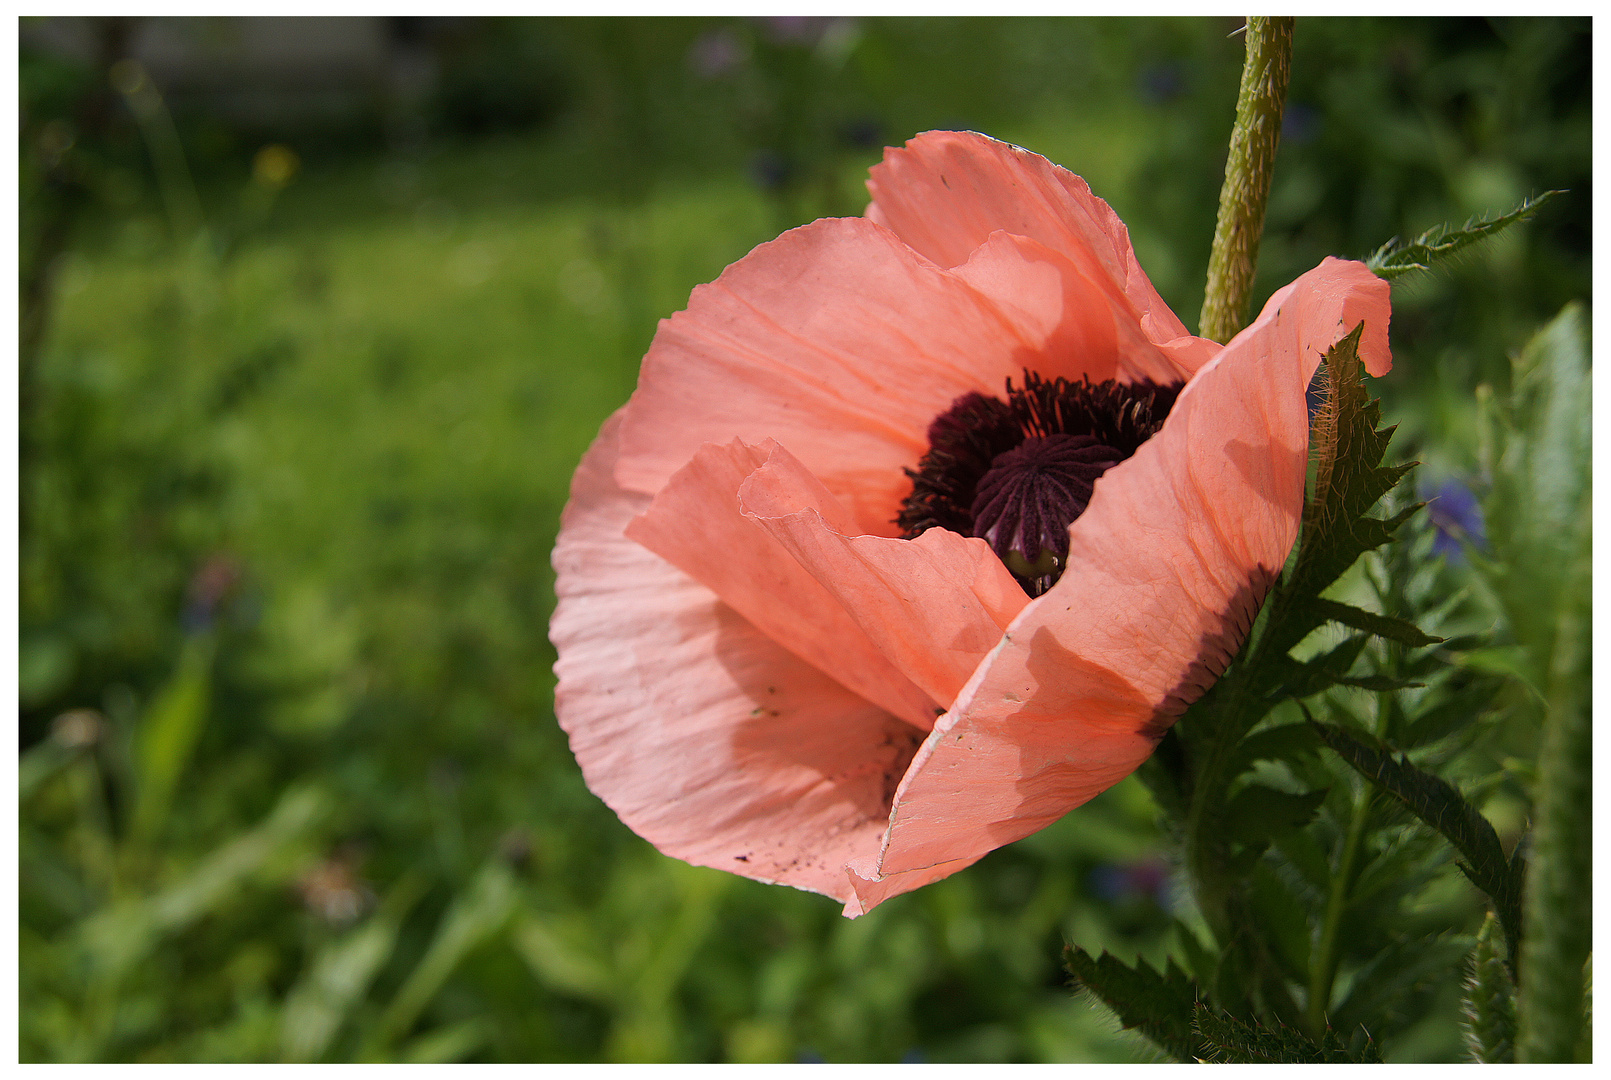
[1423,476,1486,562]
[1088,856,1170,906]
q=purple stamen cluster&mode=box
[897,372,1182,595]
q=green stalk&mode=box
[1515,504,1591,1062]
[1199,17,1294,344]
[1305,783,1371,1039]
[1177,15,1299,1012]
[1180,679,1248,942]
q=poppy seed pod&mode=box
[551,131,1391,916]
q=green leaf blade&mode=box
[1308,720,1523,954]
[1065,946,1202,1062]
[1366,190,1564,281]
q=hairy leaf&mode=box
[1365,190,1563,280]
[1065,946,1201,1061]
[1257,329,1418,667]
[1274,636,1368,700]
[1332,672,1423,693]
[1309,720,1523,953]
[1193,1002,1379,1063]
[1226,723,1321,781]
[1271,828,1332,896]
[1172,921,1218,986]
[1332,932,1473,1043]
[1223,784,1328,848]
[1463,913,1516,1063]
[1478,303,1592,695]
[1396,671,1507,749]
[1248,863,1310,980]
[1310,597,1443,647]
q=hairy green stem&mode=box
[1200,16,1294,344]
[1305,783,1371,1039]
[1516,504,1591,1062]
[1181,682,1244,942]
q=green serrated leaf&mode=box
[1348,825,1449,912]
[1310,597,1442,647]
[1226,722,1321,781]
[1331,932,1473,1043]
[1271,828,1332,895]
[1257,329,1415,667]
[1365,190,1563,280]
[1223,784,1328,848]
[1065,946,1201,1061]
[1396,671,1507,749]
[1193,1002,1375,1063]
[1309,720,1523,954]
[1249,863,1311,979]
[1463,913,1517,1063]
[1478,303,1591,698]
[1332,672,1423,693]
[1173,921,1218,986]
[1274,635,1368,700]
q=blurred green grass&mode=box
[19,16,1589,1062]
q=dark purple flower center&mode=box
[897,372,1183,596]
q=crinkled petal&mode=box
[952,231,1195,386]
[614,215,1162,537]
[843,854,984,918]
[866,130,1198,357]
[738,442,1028,708]
[869,257,1392,880]
[552,412,928,909]
[625,438,941,729]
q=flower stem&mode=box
[1305,781,1371,1040]
[1199,17,1294,344]
[1516,504,1592,1062]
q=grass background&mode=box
[18,16,1590,1062]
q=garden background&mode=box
[18,16,1591,1063]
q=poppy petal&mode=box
[951,230,1196,386]
[870,257,1393,880]
[626,438,942,729]
[843,853,985,918]
[738,441,1029,708]
[553,412,922,904]
[866,130,1194,352]
[613,215,1169,538]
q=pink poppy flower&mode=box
[551,131,1391,917]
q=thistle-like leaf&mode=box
[1248,863,1310,979]
[1223,784,1328,848]
[1331,931,1473,1044]
[1065,946,1201,1061]
[1192,1002,1380,1063]
[1308,719,1523,954]
[1463,913,1517,1063]
[1309,597,1443,648]
[1256,328,1418,668]
[1273,636,1368,700]
[1396,670,1507,750]
[1225,722,1320,782]
[1365,190,1563,280]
